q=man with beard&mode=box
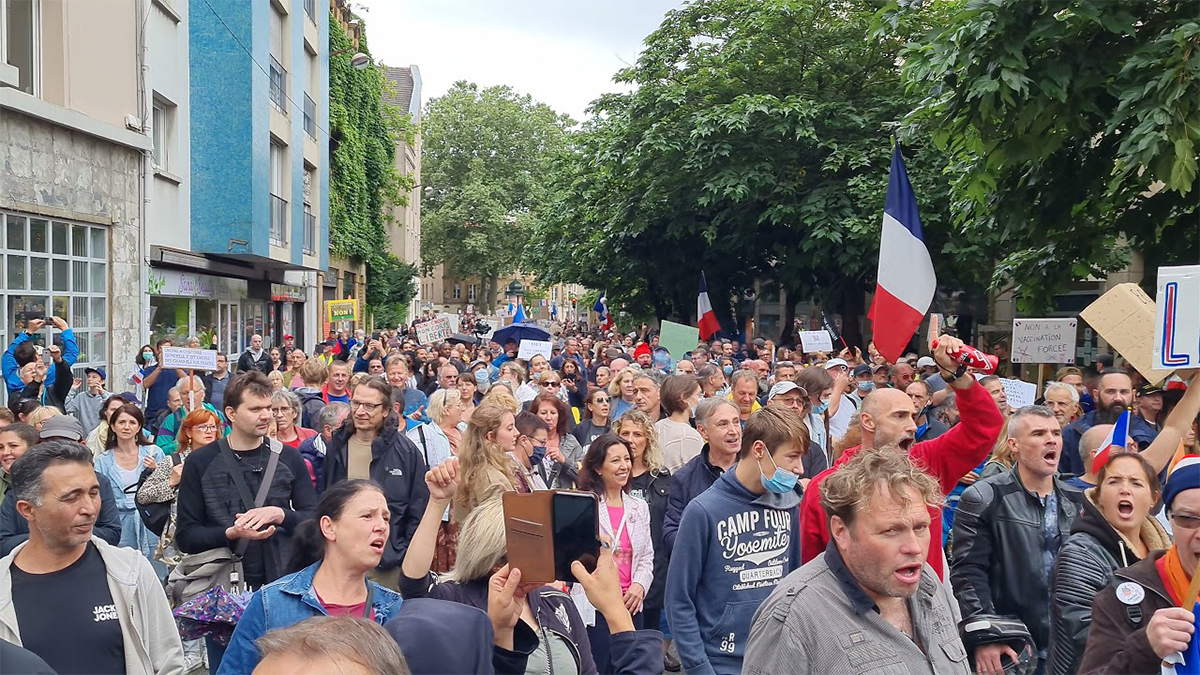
[798,335,1004,581]
[744,448,968,674]
[1060,369,1157,477]
[951,406,1085,673]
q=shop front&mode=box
[239,282,307,352]
[148,269,248,355]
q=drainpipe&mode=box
[137,0,152,353]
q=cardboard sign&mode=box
[799,330,834,353]
[326,299,358,323]
[659,320,700,361]
[1011,318,1078,364]
[415,316,453,345]
[517,339,553,361]
[1080,283,1174,383]
[1153,265,1200,370]
[160,347,218,371]
[1000,377,1037,409]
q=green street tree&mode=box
[420,83,572,312]
[898,0,1200,312]
[530,0,976,345]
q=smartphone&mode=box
[41,350,52,365]
[503,490,599,584]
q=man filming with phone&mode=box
[3,316,78,401]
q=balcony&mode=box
[270,195,288,247]
[303,94,316,139]
[269,57,288,114]
[303,205,316,254]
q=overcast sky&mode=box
[357,0,684,121]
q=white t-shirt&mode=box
[655,418,704,472]
[828,393,857,441]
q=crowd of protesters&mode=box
[0,316,1197,675]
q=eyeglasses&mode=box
[592,397,611,404]
[192,424,219,433]
[1170,512,1200,530]
[542,381,561,388]
[351,401,385,413]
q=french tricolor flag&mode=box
[697,272,720,339]
[868,144,937,364]
[1091,409,1131,469]
[593,294,613,330]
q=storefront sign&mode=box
[271,283,305,302]
[160,346,218,371]
[148,269,246,300]
[326,299,358,323]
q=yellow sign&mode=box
[326,299,358,323]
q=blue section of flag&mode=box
[884,143,924,240]
[513,304,527,323]
[551,305,558,319]
[593,296,605,314]
[1181,602,1200,674]
[1110,409,1130,449]
[699,272,709,294]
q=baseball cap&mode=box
[916,356,937,369]
[869,362,889,373]
[284,333,294,340]
[1164,456,1200,512]
[40,415,85,442]
[1138,383,1163,396]
[768,381,802,401]
[825,358,848,370]
[853,364,871,377]
[84,366,107,380]
[752,338,766,347]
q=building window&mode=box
[452,284,461,300]
[269,7,287,114]
[343,271,355,300]
[468,284,477,303]
[1,0,38,95]
[303,93,316,139]
[269,141,287,246]
[303,0,315,24]
[151,97,174,171]
[302,167,315,254]
[0,212,109,386]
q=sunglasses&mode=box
[542,381,561,388]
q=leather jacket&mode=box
[1046,488,1170,675]
[950,468,1084,652]
[1077,551,1174,674]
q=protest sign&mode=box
[160,347,218,371]
[1153,265,1200,371]
[326,299,358,323]
[1000,378,1037,409]
[659,320,700,361]
[1011,319,1077,364]
[799,330,834,353]
[1080,283,1174,383]
[415,316,453,345]
[518,339,553,361]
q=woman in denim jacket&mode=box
[218,479,402,674]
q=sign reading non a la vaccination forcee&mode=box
[799,330,834,354]
[160,347,218,371]
[1011,318,1078,364]
[1153,264,1200,371]
[415,316,453,345]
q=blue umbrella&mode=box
[492,322,551,346]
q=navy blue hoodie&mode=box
[664,467,801,675]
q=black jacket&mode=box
[1077,551,1174,674]
[323,415,429,571]
[663,444,724,554]
[17,359,73,413]
[951,468,1084,652]
[1047,488,1170,675]
[571,418,609,448]
[0,472,123,555]
[236,349,272,375]
[295,388,325,430]
[630,468,671,612]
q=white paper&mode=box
[1000,378,1038,409]
[799,330,834,353]
[517,339,553,361]
[1153,264,1200,371]
[160,347,218,371]
[415,316,453,345]
[1011,318,1078,364]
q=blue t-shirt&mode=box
[144,365,179,420]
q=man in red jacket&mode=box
[799,334,1004,580]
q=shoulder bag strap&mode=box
[255,439,283,509]
[363,582,375,619]
[220,438,257,511]
[417,426,430,466]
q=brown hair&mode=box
[579,433,633,496]
[1095,451,1161,499]
[660,374,700,416]
[225,371,274,412]
[530,392,570,437]
[821,446,944,529]
[739,404,810,459]
[106,403,156,449]
[298,359,329,387]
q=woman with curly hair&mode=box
[452,402,522,524]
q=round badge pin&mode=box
[1116,582,1144,606]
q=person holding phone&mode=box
[400,458,663,675]
[3,316,79,400]
[577,433,655,672]
[14,344,73,412]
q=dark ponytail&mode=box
[285,479,384,574]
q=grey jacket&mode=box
[0,537,185,675]
[66,388,113,437]
[744,546,970,675]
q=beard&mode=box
[1096,399,1129,424]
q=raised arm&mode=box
[1141,370,1200,473]
[400,458,458,593]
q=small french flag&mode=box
[1091,409,1131,469]
[697,272,720,340]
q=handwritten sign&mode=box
[658,320,700,361]
[1011,319,1077,364]
[518,339,553,361]
[799,330,833,354]
[160,347,217,371]
[1153,265,1200,371]
[1000,377,1038,409]
[326,299,358,323]
[415,316,453,345]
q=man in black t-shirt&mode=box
[0,441,183,674]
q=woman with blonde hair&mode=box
[481,385,520,414]
[267,370,285,392]
[26,405,61,430]
[608,368,637,420]
[452,402,521,524]
[981,417,1014,479]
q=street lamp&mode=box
[330,47,372,70]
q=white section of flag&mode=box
[877,212,936,313]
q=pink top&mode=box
[607,504,633,593]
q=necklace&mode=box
[233,445,266,473]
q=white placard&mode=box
[799,330,834,353]
[1011,318,1078,364]
[1153,265,1200,370]
[415,316,453,345]
[517,339,553,361]
[1000,377,1038,409]
[160,347,218,371]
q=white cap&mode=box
[768,381,802,401]
[916,356,937,369]
[825,358,848,370]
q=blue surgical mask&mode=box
[857,381,875,393]
[143,352,154,361]
[529,445,547,465]
[813,400,830,415]
[722,365,734,376]
[474,370,489,386]
[758,451,799,494]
